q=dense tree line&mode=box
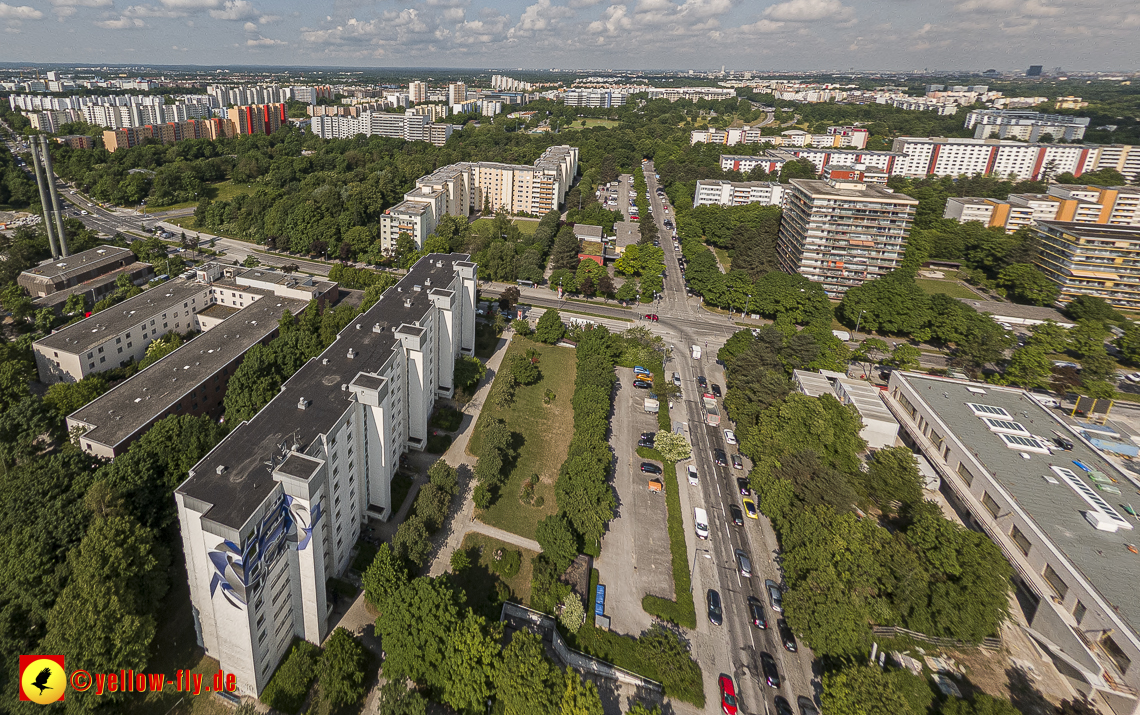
[0,142,36,208]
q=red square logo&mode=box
[19,655,65,703]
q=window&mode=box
[982,492,1001,518]
[984,418,1030,435]
[1043,564,1069,600]
[127,342,132,348]
[257,629,268,646]
[116,337,121,344]
[929,430,944,451]
[967,403,1011,418]
[87,352,93,358]
[256,614,265,629]
[1010,525,1031,556]
[99,357,105,364]
[1073,600,1087,624]
[1101,635,1131,675]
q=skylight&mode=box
[1052,466,1132,531]
[984,418,1030,435]
[967,403,1010,418]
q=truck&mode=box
[703,393,720,426]
[691,344,702,360]
[644,398,659,414]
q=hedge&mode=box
[260,639,322,714]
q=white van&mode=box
[694,507,709,540]
[687,465,699,485]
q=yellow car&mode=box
[742,497,758,520]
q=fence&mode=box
[501,602,663,692]
[871,625,1002,652]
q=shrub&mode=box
[450,548,472,572]
[490,548,521,579]
[426,433,453,454]
[559,594,585,633]
[429,406,463,432]
[260,640,322,714]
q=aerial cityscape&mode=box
[1,3,1140,715]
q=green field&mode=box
[713,246,732,272]
[570,118,621,129]
[451,532,538,610]
[467,338,577,540]
[916,279,981,300]
[151,180,258,211]
[472,217,539,234]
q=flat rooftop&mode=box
[389,200,430,216]
[69,296,308,450]
[614,221,639,248]
[177,253,471,530]
[1037,221,1140,240]
[789,178,919,203]
[901,373,1140,635]
[22,245,135,284]
[35,278,207,354]
[33,263,153,310]
[958,299,1071,325]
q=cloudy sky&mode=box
[0,0,1137,70]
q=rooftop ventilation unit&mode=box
[298,398,310,410]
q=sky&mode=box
[0,0,1137,71]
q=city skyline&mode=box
[0,0,1137,71]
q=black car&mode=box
[729,504,744,526]
[747,596,767,629]
[778,619,798,652]
[711,384,722,398]
[697,375,708,389]
[714,448,728,466]
[760,651,780,688]
[640,462,663,475]
[707,589,723,626]
[774,696,794,715]
[732,454,744,470]
[737,477,751,496]
[632,379,652,389]
[797,696,820,715]
[638,432,656,448]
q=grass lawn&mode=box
[712,246,732,272]
[916,279,981,300]
[472,217,539,235]
[570,118,621,129]
[448,532,538,621]
[151,180,258,211]
[468,337,577,540]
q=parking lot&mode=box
[594,367,675,636]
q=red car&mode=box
[718,674,738,714]
[644,314,659,321]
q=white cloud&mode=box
[569,0,604,6]
[247,33,285,45]
[159,0,222,8]
[589,3,633,34]
[209,0,259,20]
[763,0,853,21]
[0,2,43,19]
[257,13,278,23]
[511,0,573,35]
[123,5,188,18]
[95,15,146,28]
[50,0,111,6]
[243,20,255,30]
[739,17,784,32]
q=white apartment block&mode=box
[409,81,428,104]
[966,110,1090,142]
[309,111,455,146]
[944,186,1140,233]
[891,137,1101,181]
[693,180,785,208]
[491,75,534,92]
[33,266,335,385]
[647,87,736,102]
[175,255,476,698]
[777,179,918,297]
[691,126,868,150]
[563,90,629,108]
[720,148,903,177]
[380,146,579,251]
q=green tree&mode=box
[615,279,639,302]
[886,343,922,370]
[317,628,368,708]
[1065,295,1123,325]
[1028,320,1070,353]
[376,681,427,715]
[559,593,585,632]
[428,459,458,496]
[391,514,432,567]
[63,292,88,316]
[439,610,501,714]
[535,514,578,572]
[535,309,566,344]
[43,375,108,418]
[494,631,564,715]
[454,355,487,390]
[743,393,866,477]
[509,352,541,385]
[0,359,33,414]
[362,543,408,609]
[550,226,581,271]
[821,665,917,715]
[560,670,604,715]
[375,576,461,689]
[997,263,1060,306]
[653,429,692,463]
[863,446,924,512]
[1000,345,1053,389]
[784,566,871,658]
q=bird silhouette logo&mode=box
[32,668,53,695]
[19,655,65,704]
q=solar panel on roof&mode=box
[1052,466,1132,529]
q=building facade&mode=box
[308,111,455,147]
[18,245,136,297]
[1033,221,1140,309]
[945,186,1140,233]
[692,126,868,149]
[174,254,476,697]
[693,180,785,208]
[883,373,1140,715]
[965,110,1090,142]
[777,178,918,297]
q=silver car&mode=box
[736,549,752,578]
[766,579,783,612]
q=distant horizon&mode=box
[0,0,1137,71]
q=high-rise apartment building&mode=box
[175,254,476,697]
[1033,222,1140,308]
[693,180,785,208]
[965,110,1090,142]
[308,110,454,146]
[227,104,286,136]
[945,185,1140,233]
[448,82,467,108]
[409,81,428,104]
[777,178,918,297]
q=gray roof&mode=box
[614,221,640,248]
[573,224,603,239]
[958,299,1070,325]
[177,253,471,530]
[388,199,431,216]
[68,296,308,450]
[35,278,208,354]
[33,263,153,311]
[902,374,1140,636]
[789,178,919,203]
[21,245,135,285]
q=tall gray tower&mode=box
[29,140,60,259]
[40,136,69,257]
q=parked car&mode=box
[640,462,663,475]
[672,372,681,387]
[633,366,651,376]
[798,696,820,715]
[687,465,699,485]
[718,674,738,715]
[711,384,722,398]
[697,375,708,389]
[774,696,794,715]
[735,549,752,578]
[724,429,737,445]
[737,477,751,495]
[747,596,767,629]
[729,504,744,526]
[707,589,723,626]
[714,448,728,466]
[766,579,783,612]
[778,618,798,652]
[644,314,659,321]
[731,453,744,470]
[742,497,758,519]
[638,434,655,448]
[760,651,781,688]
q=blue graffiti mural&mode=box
[207,493,323,609]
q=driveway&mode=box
[595,367,675,637]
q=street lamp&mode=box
[854,309,866,339]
